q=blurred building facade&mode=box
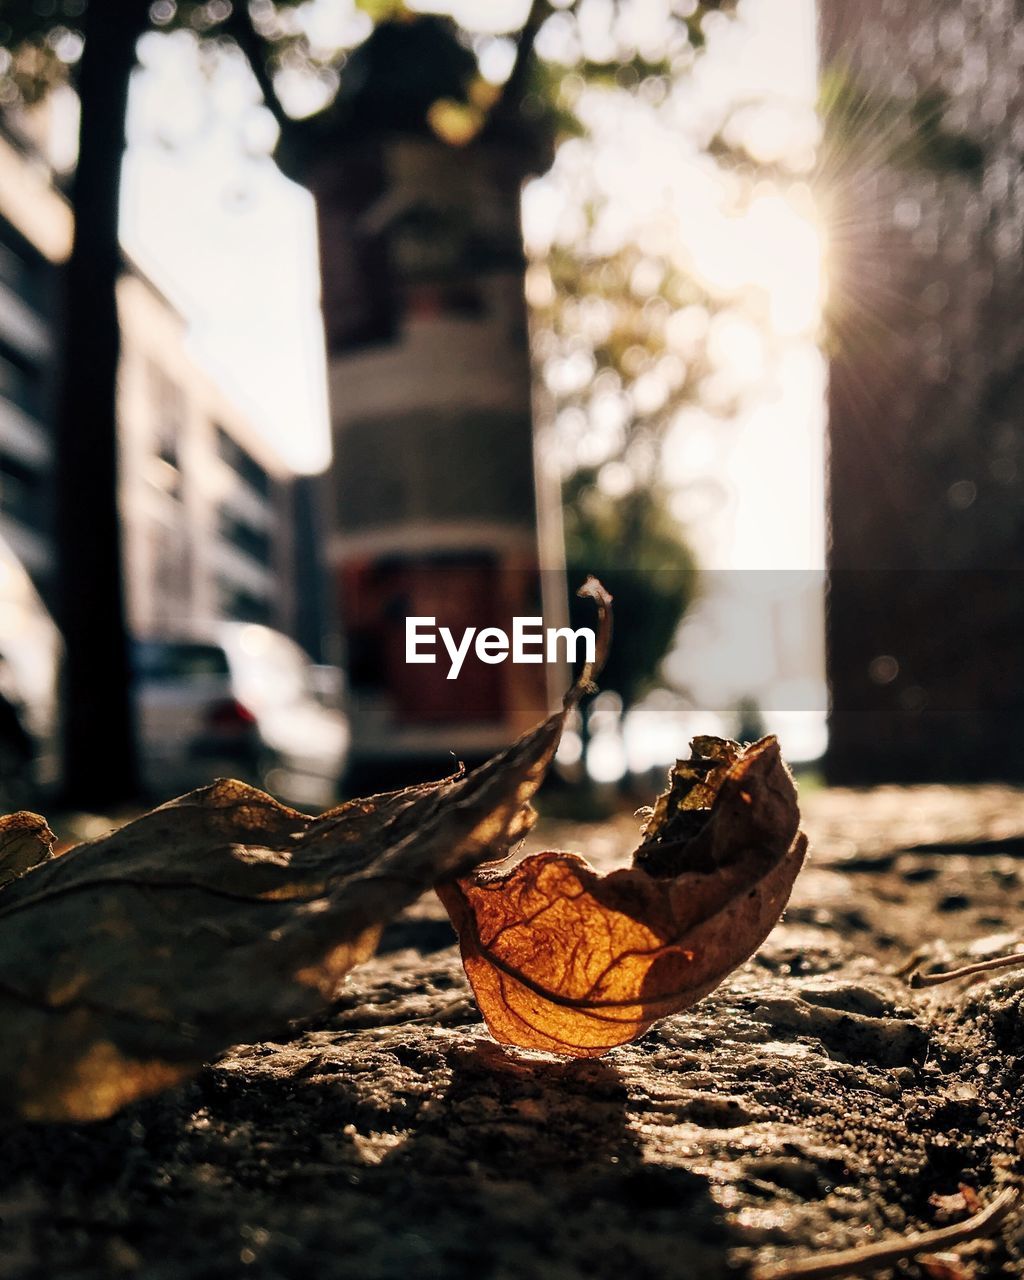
[820,1,1024,781]
[117,272,295,634]
[299,18,565,780]
[0,114,307,640]
[0,122,65,589]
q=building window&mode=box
[217,576,270,624]
[0,242,28,297]
[215,425,270,498]
[0,231,48,315]
[0,451,47,531]
[0,341,42,420]
[218,508,272,566]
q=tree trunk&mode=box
[54,0,148,807]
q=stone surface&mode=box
[3,785,1024,1278]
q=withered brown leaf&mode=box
[0,811,54,889]
[0,578,612,1122]
[438,735,807,1057]
[0,740,561,1121]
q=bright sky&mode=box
[121,32,330,473]
[523,0,823,574]
[518,0,827,760]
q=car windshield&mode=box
[134,641,230,681]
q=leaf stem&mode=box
[749,1187,1018,1280]
[910,951,1024,988]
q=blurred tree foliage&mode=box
[0,0,735,798]
[563,468,696,710]
[535,231,713,708]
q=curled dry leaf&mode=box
[438,735,807,1057]
[0,763,541,1123]
[0,759,547,1122]
[0,578,613,1123]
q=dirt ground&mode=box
[3,784,1024,1279]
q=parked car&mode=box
[0,535,62,813]
[134,624,350,809]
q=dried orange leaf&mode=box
[438,735,807,1056]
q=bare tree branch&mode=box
[496,0,549,115]
[223,1,296,145]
